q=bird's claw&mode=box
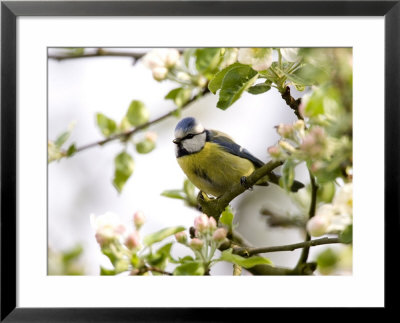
[240,176,253,190]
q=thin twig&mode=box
[280,86,303,120]
[48,49,146,62]
[72,87,210,154]
[233,237,340,257]
[295,170,318,268]
[146,267,173,276]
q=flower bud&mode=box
[91,212,125,247]
[311,161,324,173]
[208,217,217,231]
[194,214,209,233]
[293,120,305,132]
[142,51,164,69]
[152,67,168,81]
[176,72,191,82]
[175,231,187,244]
[125,231,140,249]
[306,216,330,237]
[165,49,180,67]
[145,132,158,142]
[190,238,204,251]
[277,124,294,138]
[279,140,296,153]
[267,145,281,158]
[212,228,227,242]
[133,211,145,229]
[196,76,208,88]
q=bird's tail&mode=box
[256,171,304,192]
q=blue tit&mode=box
[173,117,303,198]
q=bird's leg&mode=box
[240,176,253,191]
[197,190,212,202]
[196,191,222,221]
[197,191,212,212]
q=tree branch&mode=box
[71,87,210,154]
[48,49,146,62]
[280,86,303,120]
[295,170,318,268]
[198,160,283,220]
[233,237,340,257]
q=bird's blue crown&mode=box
[175,117,197,133]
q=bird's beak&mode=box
[173,138,180,144]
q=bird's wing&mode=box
[207,129,264,168]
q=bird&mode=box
[173,117,304,198]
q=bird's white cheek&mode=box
[182,133,206,153]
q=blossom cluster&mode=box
[90,211,145,250]
[268,120,332,162]
[175,214,228,260]
[142,49,180,81]
[307,183,353,237]
[237,48,300,71]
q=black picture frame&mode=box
[1,0,398,321]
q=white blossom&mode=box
[152,67,168,81]
[333,183,353,216]
[281,48,300,62]
[238,48,273,71]
[142,49,180,81]
[307,183,353,237]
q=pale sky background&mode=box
[48,48,330,275]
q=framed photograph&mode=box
[1,0,398,320]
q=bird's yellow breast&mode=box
[177,142,256,197]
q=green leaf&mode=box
[55,131,70,148]
[339,225,353,244]
[113,151,134,193]
[317,181,336,203]
[282,71,313,87]
[208,62,244,94]
[280,159,295,192]
[161,189,186,200]
[165,87,192,108]
[195,48,221,75]
[135,139,156,154]
[96,113,117,137]
[165,87,183,100]
[247,83,271,95]
[219,249,273,268]
[126,100,149,126]
[130,254,141,268]
[100,266,116,275]
[220,206,234,229]
[62,244,83,263]
[294,65,327,86]
[143,226,186,246]
[119,116,132,132]
[146,243,173,269]
[173,261,205,276]
[317,248,338,269]
[183,179,197,204]
[66,144,77,157]
[217,65,258,110]
[304,91,325,117]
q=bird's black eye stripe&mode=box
[183,130,205,140]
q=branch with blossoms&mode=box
[50,47,353,275]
